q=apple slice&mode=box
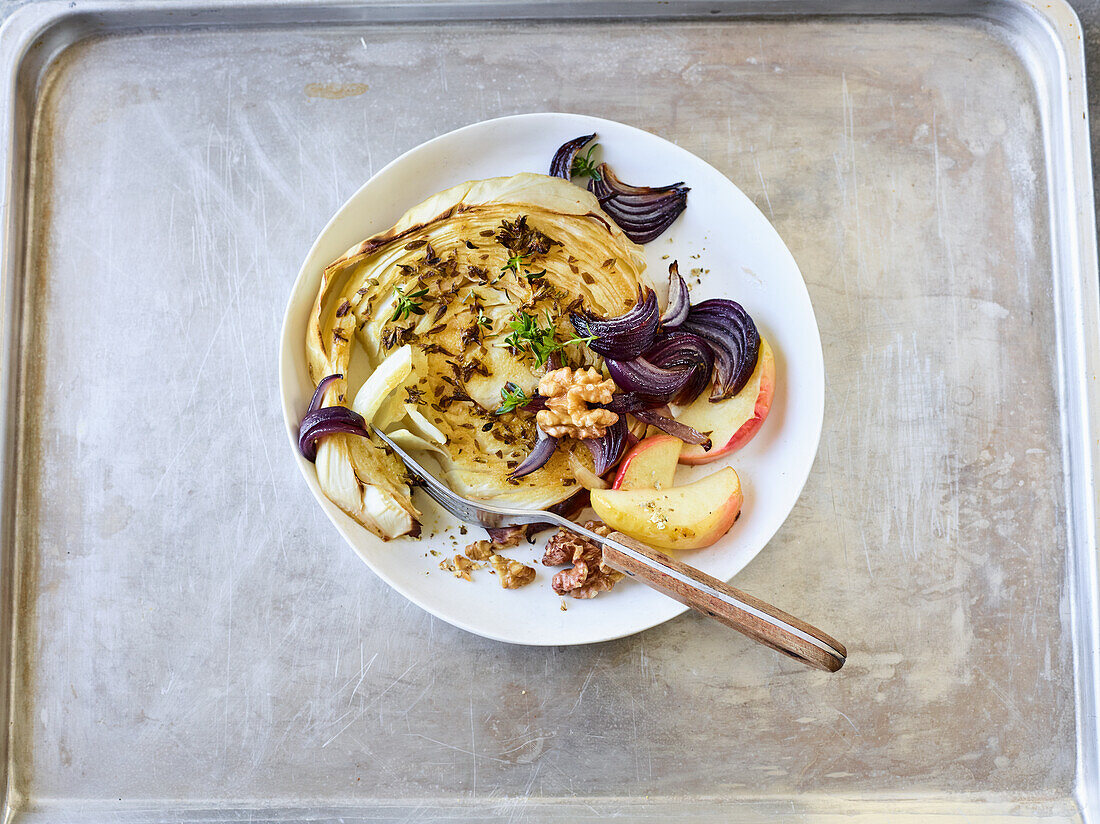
[612,435,682,490]
[590,467,743,550]
[673,336,776,465]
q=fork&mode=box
[373,428,845,672]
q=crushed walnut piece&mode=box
[542,520,624,599]
[535,367,618,439]
[453,555,481,581]
[464,541,495,562]
[462,528,536,589]
[464,525,526,562]
[489,554,536,589]
[442,554,483,582]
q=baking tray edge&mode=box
[0,0,1094,821]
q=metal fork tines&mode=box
[373,428,549,530]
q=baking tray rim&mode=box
[0,0,1095,821]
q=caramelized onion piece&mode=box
[298,404,369,463]
[606,357,695,404]
[570,288,660,360]
[299,374,374,462]
[509,429,560,479]
[549,133,597,179]
[643,331,714,405]
[661,262,691,327]
[583,415,628,475]
[632,408,711,450]
[679,299,760,400]
[603,392,647,415]
[307,373,342,414]
[588,164,689,244]
[487,489,590,543]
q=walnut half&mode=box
[542,520,623,599]
[535,367,618,439]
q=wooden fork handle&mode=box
[603,532,846,672]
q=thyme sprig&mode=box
[390,284,429,322]
[501,251,531,276]
[570,144,602,181]
[498,310,595,368]
[495,382,530,415]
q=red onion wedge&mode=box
[606,356,696,404]
[632,408,712,450]
[570,288,660,360]
[642,331,714,405]
[588,164,689,244]
[597,393,709,447]
[661,262,691,327]
[509,428,560,479]
[550,133,597,179]
[603,392,647,415]
[307,373,342,414]
[583,416,628,475]
[298,404,369,463]
[679,299,760,400]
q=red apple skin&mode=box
[612,435,682,490]
[679,338,776,466]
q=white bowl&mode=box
[279,113,824,646]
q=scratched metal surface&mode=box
[0,2,1095,821]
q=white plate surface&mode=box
[279,113,824,646]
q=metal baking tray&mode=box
[0,0,1096,820]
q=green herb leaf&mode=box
[497,310,595,368]
[501,252,530,275]
[495,381,530,415]
[390,284,429,323]
[570,145,602,181]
